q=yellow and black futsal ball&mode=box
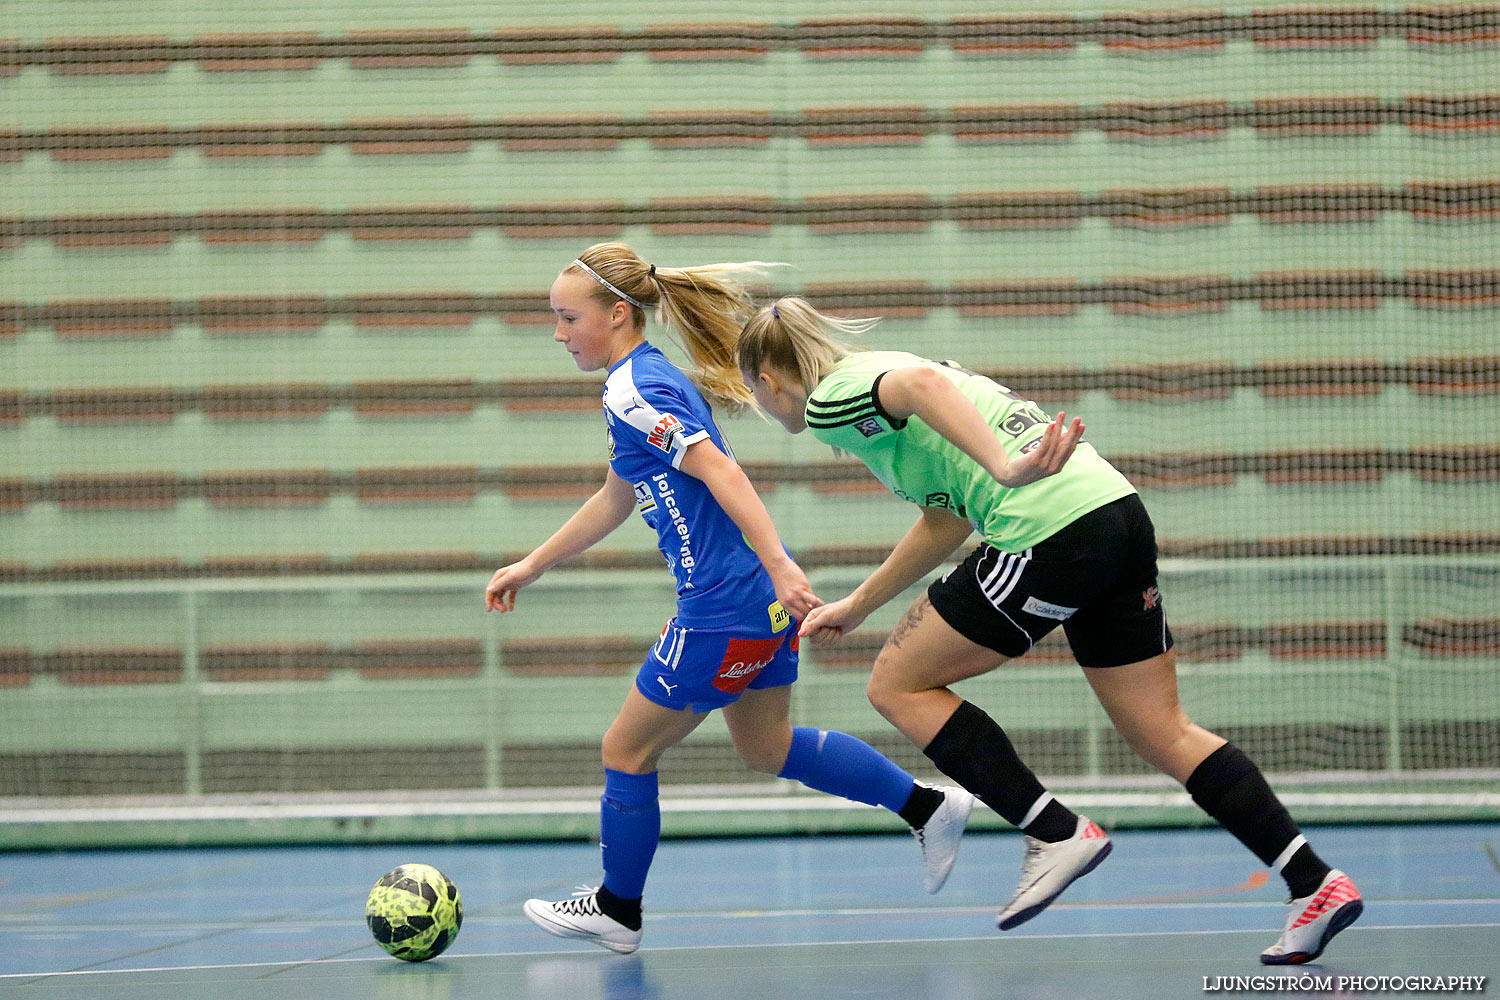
[365,863,463,961]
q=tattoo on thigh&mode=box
[886,594,930,651]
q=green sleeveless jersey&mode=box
[804,351,1135,552]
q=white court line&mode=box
[3,922,1498,980]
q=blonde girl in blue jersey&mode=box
[485,245,973,954]
[731,296,1362,965]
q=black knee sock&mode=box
[923,700,1078,842]
[1185,742,1332,898]
[595,884,642,931]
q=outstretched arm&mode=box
[877,365,1084,489]
[799,505,973,642]
[678,438,819,620]
[485,469,636,612]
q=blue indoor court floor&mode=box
[1,823,1496,999]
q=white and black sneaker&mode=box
[911,782,976,894]
[997,815,1112,930]
[523,886,643,954]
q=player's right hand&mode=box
[485,560,540,612]
[798,596,866,645]
[996,412,1084,488]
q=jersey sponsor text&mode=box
[653,472,695,571]
[647,413,683,452]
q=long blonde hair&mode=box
[565,242,780,412]
[736,296,877,393]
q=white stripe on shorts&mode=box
[977,547,1011,597]
[979,547,1032,610]
[654,624,686,671]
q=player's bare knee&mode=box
[865,668,907,723]
[600,731,654,775]
[1119,718,1179,759]
[731,722,792,774]
[1122,714,1208,779]
[735,741,787,775]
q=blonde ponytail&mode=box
[736,296,876,393]
[567,242,781,413]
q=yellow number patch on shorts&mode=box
[768,600,790,633]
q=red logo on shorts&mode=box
[712,636,783,695]
[1142,585,1162,611]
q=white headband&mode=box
[572,258,649,310]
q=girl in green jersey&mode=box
[731,295,1362,965]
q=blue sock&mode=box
[777,727,915,813]
[599,768,659,901]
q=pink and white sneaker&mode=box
[1260,868,1363,965]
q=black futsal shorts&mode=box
[926,494,1174,668]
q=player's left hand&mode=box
[996,412,1084,488]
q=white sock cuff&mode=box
[1018,791,1054,830]
[1271,834,1308,874]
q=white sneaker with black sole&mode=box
[1260,868,1363,965]
[911,782,976,894]
[996,815,1112,930]
[523,886,643,954]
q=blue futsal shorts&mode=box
[635,604,799,713]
